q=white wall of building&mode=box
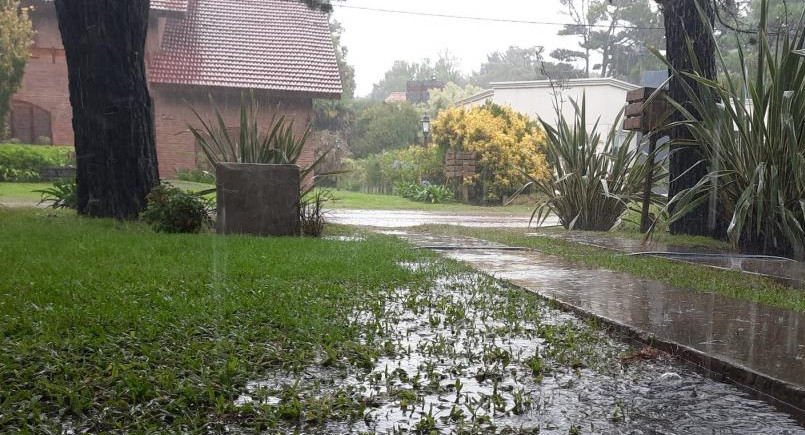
[457,78,639,138]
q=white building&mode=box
[455,78,639,137]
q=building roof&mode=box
[384,92,407,103]
[489,77,639,92]
[149,0,342,98]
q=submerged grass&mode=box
[415,225,805,313]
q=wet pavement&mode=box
[328,208,558,228]
[396,231,805,423]
[535,231,805,287]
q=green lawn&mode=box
[415,225,805,312]
[1,209,800,432]
[325,189,533,214]
[0,208,625,433]
[0,208,431,431]
[0,182,49,203]
[0,180,215,204]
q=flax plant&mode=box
[520,96,666,231]
[659,1,805,258]
[189,91,326,182]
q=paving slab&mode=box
[397,231,805,424]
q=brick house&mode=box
[10,0,342,177]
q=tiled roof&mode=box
[149,0,342,98]
[150,0,190,14]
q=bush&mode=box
[396,182,455,204]
[523,97,665,231]
[35,179,77,210]
[432,102,548,203]
[662,3,805,258]
[349,101,421,158]
[175,168,215,184]
[0,144,74,181]
[338,145,445,194]
[141,184,211,234]
[299,189,331,237]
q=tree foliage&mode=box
[424,82,483,117]
[0,0,33,134]
[555,0,665,82]
[433,102,549,203]
[313,19,355,132]
[368,52,464,101]
[471,46,583,88]
[349,101,420,158]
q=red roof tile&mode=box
[149,0,342,98]
[150,0,189,14]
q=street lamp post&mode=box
[421,115,431,146]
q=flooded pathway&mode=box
[396,231,805,426]
[329,209,559,228]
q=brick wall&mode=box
[152,87,315,178]
[11,4,318,180]
[12,8,72,145]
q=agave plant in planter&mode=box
[189,92,329,236]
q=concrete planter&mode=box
[215,163,300,236]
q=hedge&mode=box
[0,143,74,181]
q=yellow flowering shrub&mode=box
[432,102,548,202]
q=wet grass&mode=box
[1,209,799,433]
[0,182,50,203]
[0,180,215,204]
[0,208,428,432]
[535,226,735,251]
[415,225,805,313]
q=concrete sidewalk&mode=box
[399,231,805,424]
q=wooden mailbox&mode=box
[623,87,668,133]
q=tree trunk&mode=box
[54,0,159,219]
[659,0,718,237]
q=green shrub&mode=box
[298,189,331,237]
[339,145,445,194]
[175,168,215,184]
[396,182,455,204]
[0,144,74,181]
[141,184,211,234]
[35,179,77,210]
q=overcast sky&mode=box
[331,0,586,97]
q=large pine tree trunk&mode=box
[54,0,159,219]
[659,0,718,237]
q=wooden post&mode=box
[640,137,657,233]
[624,87,667,233]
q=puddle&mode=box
[322,235,366,242]
[232,262,803,433]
